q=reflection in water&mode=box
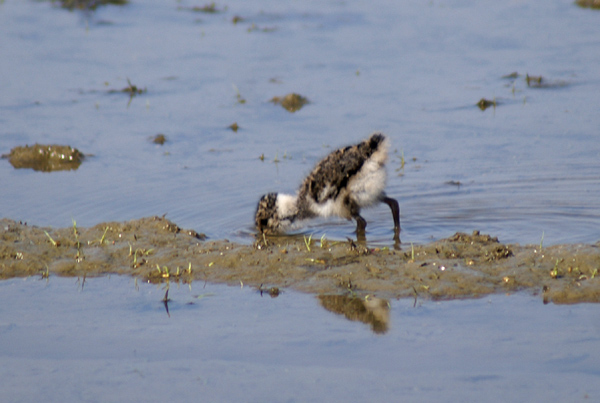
[162,286,171,318]
[318,294,390,334]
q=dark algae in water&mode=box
[2,144,85,172]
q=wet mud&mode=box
[1,216,599,305]
[2,144,85,172]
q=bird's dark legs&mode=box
[350,197,400,244]
[349,198,367,236]
[353,214,367,243]
[354,214,367,233]
[382,196,401,242]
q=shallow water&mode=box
[1,276,599,402]
[1,0,599,246]
[1,3,599,400]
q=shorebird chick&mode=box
[255,133,400,238]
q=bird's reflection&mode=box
[318,294,390,334]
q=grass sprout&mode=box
[550,259,560,279]
[400,148,405,169]
[320,233,329,249]
[232,83,246,104]
[72,218,83,261]
[132,248,154,268]
[44,231,58,247]
[303,234,313,252]
[41,264,50,279]
[99,226,109,245]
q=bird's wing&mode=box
[301,135,384,203]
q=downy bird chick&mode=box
[255,133,400,238]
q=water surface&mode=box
[0,0,599,246]
[1,276,599,402]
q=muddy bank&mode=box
[1,216,599,304]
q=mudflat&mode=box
[2,216,598,304]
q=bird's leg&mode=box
[354,214,367,234]
[353,214,367,244]
[382,196,401,239]
[348,199,367,236]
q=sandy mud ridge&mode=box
[1,216,599,304]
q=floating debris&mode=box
[525,74,543,87]
[152,134,167,145]
[231,84,246,104]
[109,78,146,96]
[258,284,280,298]
[270,93,309,112]
[228,122,240,132]
[2,144,85,172]
[179,2,223,13]
[51,0,128,11]
[501,72,569,89]
[247,24,277,33]
[106,79,146,106]
[477,98,497,111]
[525,73,569,89]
